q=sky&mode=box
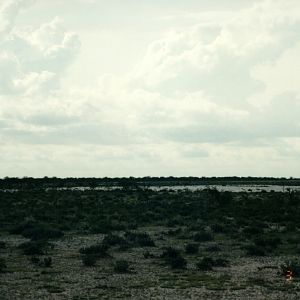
[0,0,299,178]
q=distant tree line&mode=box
[0,176,299,190]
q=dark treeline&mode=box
[0,176,299,190]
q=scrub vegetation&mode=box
[1,178,300,299]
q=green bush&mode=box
[196,257,229,270]
[161,247,187,269]
[211,223,224,233]
[10,220,37,235]
[253,235,281,249]
[124,231,155,247]
[185,243,199,254]
[43,257,52,268]
[30,256,40,265]
[0,257,6,273]
[205,243,221,252]
[29,256,52,267]
[113,259,130,273]
[79,243,109,257]
[214,258,229,267]
[0,241,6,249]
[244,244,266,256]
[103,233,128,247]
[82,255,97,267]
[196,257,214,271]
[143,250,155,259]
[22,225,64,241]
[18,241,48,255]
[193,231,213,242]
[243,226,264,237]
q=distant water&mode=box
[2,185,300,193]
[148,185,300,192]
[55,184,300,193]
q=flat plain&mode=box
[1,183,300,299]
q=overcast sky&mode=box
[0,0,299,178]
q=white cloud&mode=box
[0,0,35,37]
[0,0,300,176]
[0,2,80,96]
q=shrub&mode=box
[9,220,37,235]
[253,235,281,250]
[30,256,40,265]
[114,259,130,273]
[244,244,266,256]
[90,220,126,234]
[143,250,155,259]
[82,255,97,267]
[0,241,6,249]
[166,228,182,236]
[193,231,213,242]
[243,226,264,237]
[211,223,224,233]
[79,243,109,257]
[103,233,127,247]
[185,243,199,254]
[0,257,6,273]
[43,257,52,268]
[205,243,221,252]
[18,241,47,255]
[196,257,214,271]
[161,247,187,269]
[214,258,229,267]
[124,231,155,247]
[196,257,229,270]
[22,225,64,241]
[29,256,52,267]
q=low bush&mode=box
[0,241,6,249]
[82,255,97,267]
[30,256,40,265]
[211,223,224,233]
[244,244,266,256]
[161,247,187,269]
[22,225,64,241]
[29,256,52,267]
[205,243,221,252]
[196,257,214,271]
[103,233,128,247]
[193,231,213,242]
[18,241,49,255]
[185,243,199,254]
[214,258,229,267]
[243,226,264,237]
[43,257,52,268]
[124,231,155,247]
[10,220,63,241]
[9,220,37,235]
[90,220,127,234]
[253,235,281,250]
[0,257,6,273]
[196,256,229,270]
[143,250,155,259]
[114,259,130,273]
[79,243,109,257]
[166,228,182,236]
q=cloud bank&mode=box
[0,0,299,177]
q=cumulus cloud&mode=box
[0,0,34,37]
[0,2,80,96]
[0,0,300,176]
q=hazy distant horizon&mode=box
[0,0,299,178]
